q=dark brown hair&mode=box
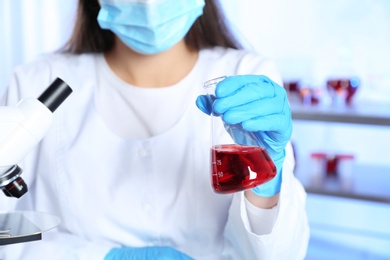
[62,0,242,53]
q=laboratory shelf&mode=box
[294,164,390,204]
[291,100,390,258]
[291,100,390,203]
[291,102,390,126]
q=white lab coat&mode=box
[0,47,309,259]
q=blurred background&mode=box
[1,0,390,259]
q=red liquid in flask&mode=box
[211,144,276,194]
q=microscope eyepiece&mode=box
[37,78,72,112]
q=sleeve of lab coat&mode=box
[221,53,310,259]
[223,142,310,260]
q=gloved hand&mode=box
[196,75,292,197]
[104,246,193,260]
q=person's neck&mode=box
[104,37,198,88]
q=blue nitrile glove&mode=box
[104,246,193,260]
[196,75,292,197]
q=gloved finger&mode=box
[214,82,272,114]
[215,78,285,114]
[195,94,215,115]
[220,95,286,124]
[240,112,292,133]
[216,75,277,99]
[241,100,292,132]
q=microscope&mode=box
[0,78,72,245]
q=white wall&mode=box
[223,0,390,102]
[221,0,390,166]
[0,0,77,95]
[222,0,390,166]
[3,0,390,103]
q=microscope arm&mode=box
[0,78,72,198]
[0,99,53,176]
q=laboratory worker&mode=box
[0,0,309,259]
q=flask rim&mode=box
[203,76,227,89]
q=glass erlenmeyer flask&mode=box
[204,76,277,194]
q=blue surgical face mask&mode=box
[97,0,205,55]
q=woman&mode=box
[0,0,309,259]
